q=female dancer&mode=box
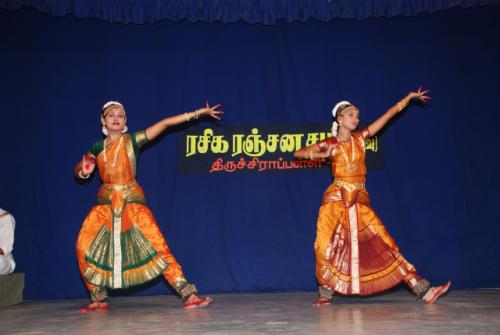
[75,101,222,312]
[294,88,450,306]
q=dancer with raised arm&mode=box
[75,101,222,312]
[294,87,450,306]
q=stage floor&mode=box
[1,290,499,334]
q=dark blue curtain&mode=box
[1,5,500,300]
[1,0,500,23]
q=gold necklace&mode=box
[338,136,357,172]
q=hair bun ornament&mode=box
[331,100,352,119]
[331,100,351,136]
[102,100,124,111]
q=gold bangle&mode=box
[305,150,315,160]
[397,98,409,112]
[78,170,90,179]
[184,112,191,122]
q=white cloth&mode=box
[0,208,16,275]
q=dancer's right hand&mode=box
[81,154,96,176]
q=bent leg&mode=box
[124,204,203,301]
[314,202,348,301]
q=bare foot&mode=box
[184,294,213,309]
[79,302,109,313]
[313,296,332,307]
[423,281,451,304]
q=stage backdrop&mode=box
[0,5,499,299]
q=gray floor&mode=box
[1,290,499,335]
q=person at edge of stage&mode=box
[294,87,451,306]
[0,208,16,275]
[75,100,223,312]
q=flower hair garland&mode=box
[331,100,352,136]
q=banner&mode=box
[177,124,384,174]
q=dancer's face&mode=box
[102,107,126,133]
[338,107,360,131]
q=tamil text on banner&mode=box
[177,124,383,174]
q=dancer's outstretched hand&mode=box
[407,86,431,104]
[195,101,224,121]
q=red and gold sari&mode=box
[76,131,197,302]
[315,130,427,297]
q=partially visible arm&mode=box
[367,87,430,137]
[294,140,333,160]
[0,213,15,255]
[145,103,223,142]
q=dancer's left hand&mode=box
[407,86,431,103]
[195,101,224,120]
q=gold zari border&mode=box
[333,179,365,192]
[102,181,137,192]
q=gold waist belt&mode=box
[102,181,137,192]
[333,179,365,192]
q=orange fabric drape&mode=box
[76,134,188,296]
[315,131,419,296]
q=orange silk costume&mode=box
[76,131,197,302]
[314,129,429,298]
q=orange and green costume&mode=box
[314,129,430,299]
[76,131,197,302]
